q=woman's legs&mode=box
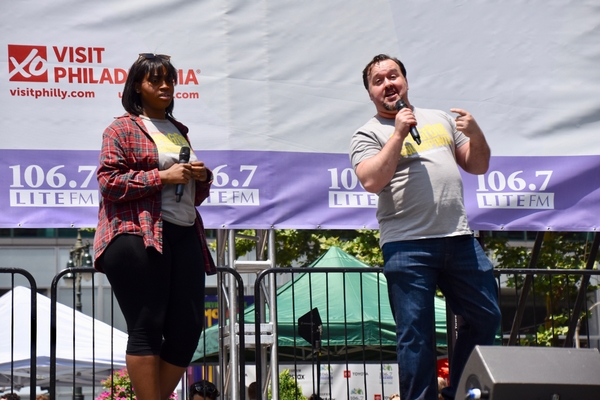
[160,222,206,367]
[101,234,171,399]
[100,227,205,400]
[158,359,188,400]
[126,355,160,400]
[122,355,186,400]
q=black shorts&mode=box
[99,221,206,367]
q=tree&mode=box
[486,232,598,346]
[230,229,599,346]
[268,369,307,400]
[232,229,382,267]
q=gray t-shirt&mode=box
[350,107,472,247]
[141,116,198,227]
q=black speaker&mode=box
[456,346,600,400]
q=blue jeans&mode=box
[382,235,500,400]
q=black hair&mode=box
[247,382,257,400]
[1,394,21,400]
[121,54,178,118]
[362,54,407,90]
[189,380,219,400]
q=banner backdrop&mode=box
[243,363,400,400]
[2,0,599,231]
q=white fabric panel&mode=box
[3,0,598,155]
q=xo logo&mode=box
[8,44,48,82]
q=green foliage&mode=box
[229,229,382,268]
[518,313,570,347]
[486,232,596,271]
[96,369,136,400]
[486,232,598,346]
[318,230,383,267]
[268,369,307,400]
[223,229,599,347]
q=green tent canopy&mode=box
[193,247,447,363]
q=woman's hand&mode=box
[158,161,210,185]
[190,161,210,182]
[159,163,192,185]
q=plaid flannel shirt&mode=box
[93,113,216,275]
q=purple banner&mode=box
[0,150,100,228]
[462,156,600,232]
[1,150,599,231]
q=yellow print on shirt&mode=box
[164,132,189,147]
[400,123,452,157]
[150,131,190,154]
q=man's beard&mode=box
[382,100,396,112]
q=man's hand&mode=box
[394,107,417,140]
[452,108,490,174]
[451,108,483,137]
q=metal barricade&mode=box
[0,268,37,400]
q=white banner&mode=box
[2,0,599,229]
[243,363,400,400]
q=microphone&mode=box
[175,146,190,203]
[465,388,489,399]
[395,99,422,145]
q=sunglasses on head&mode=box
[191,382,219,398]
[137,53,171,62]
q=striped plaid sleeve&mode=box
[97,120,163,203]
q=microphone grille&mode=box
[179,146,191,162]
[179,146,190,157]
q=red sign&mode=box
[8,45,48,82]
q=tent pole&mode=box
[227,229,240,400]
[268,229,280,400]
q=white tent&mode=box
[0,286,127,389]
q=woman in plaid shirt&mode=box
[93,53,216,400]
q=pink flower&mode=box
[96,368,176,400]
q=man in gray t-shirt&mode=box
[350,54,500,400]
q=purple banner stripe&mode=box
[1,150,599,231]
